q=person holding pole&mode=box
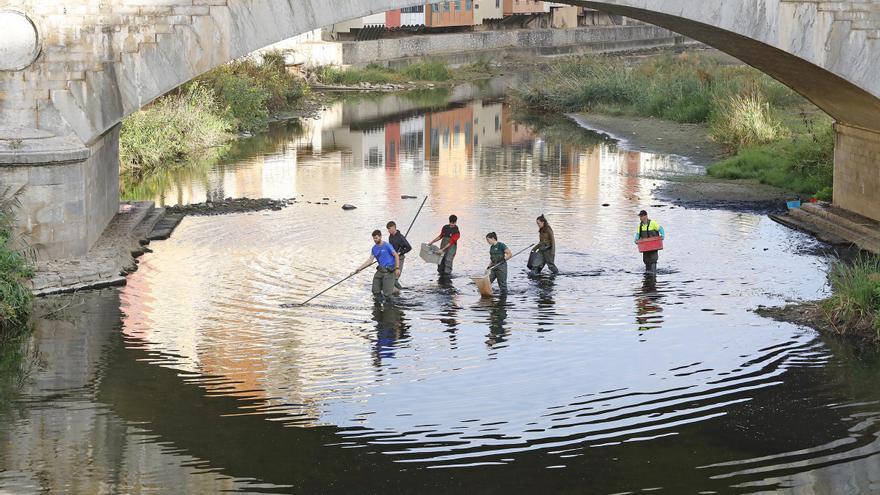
[353,230,400,303]
[634,209,665,275]
[429,214,460,278]
[485,232,512,294]
[386,221,412,292]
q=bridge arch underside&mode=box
[3,0,880,260]
[576,1,880,131]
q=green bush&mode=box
[120,83,233,178]
[199,54,309,127]
[824,256,880,341]
[121,53,311,180]
[710,93,787,151]
[207,69,269,132]
[0,189,33,336]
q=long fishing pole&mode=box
[299,271,362,306]
[298,196,428,306]
[404,196,428,237]
[487,243,536,272]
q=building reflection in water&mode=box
[133,94,695,212]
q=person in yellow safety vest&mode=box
[634,209,665,275]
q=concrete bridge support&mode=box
[0,126,119,259]
[834,125,880,221]
[1,0,880,260]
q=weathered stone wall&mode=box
[0,127,117,259]
[834,124,880,221]
[342,25,675,65]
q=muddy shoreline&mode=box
[756,302,879,346]
[165,197,299,216]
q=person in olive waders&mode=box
[353,230,400,303]
[634,209,665,275]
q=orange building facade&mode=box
[426,0,476,28]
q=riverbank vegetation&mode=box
[824,256,880,342]
[516,52,834,199]
[120,53,309,180]
[312,60,453,85]
[0,189,33,339]
[309,59,501,87]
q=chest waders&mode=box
[639,222,660,274]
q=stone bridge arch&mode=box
[1,0,879,258]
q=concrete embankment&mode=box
[287,25,687,68]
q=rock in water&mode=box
[342,204,357,210]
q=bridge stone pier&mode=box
[1,0,879,259]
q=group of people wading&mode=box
[355,210,665,303]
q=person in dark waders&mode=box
[530,214,559,276]
[353,230,400,303]
[634,209,665,275]
[386,221,412,293]
[485,232,512,294]
[429,215,460,278]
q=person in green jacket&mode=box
[530,214,558,276]
[634,209,665,275]
[485,232,512,294]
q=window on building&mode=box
[401,6,425,13]
[496,0,500,7]
[465,0,472,10]
[454,0,461,11]
[443,2,450,12]
[432,3,439,12]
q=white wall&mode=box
[474,0,504,23]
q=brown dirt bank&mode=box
[571,113,725,168]
[654,176,794,214]
[756,302,880,346]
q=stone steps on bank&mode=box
[31,201,167,296]
[782,204,880,253]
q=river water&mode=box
[2,87,880,494]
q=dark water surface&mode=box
[3,89,880,494]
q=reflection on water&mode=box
[4,90,880,494]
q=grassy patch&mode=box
[708,119,833,198]
[0,188,34,337]
[710,93,787,150]
[824,256,880,342]
[311,60,469,86]
[313,64,405,85]
[517,51,835,198]
[517,52,801,127]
